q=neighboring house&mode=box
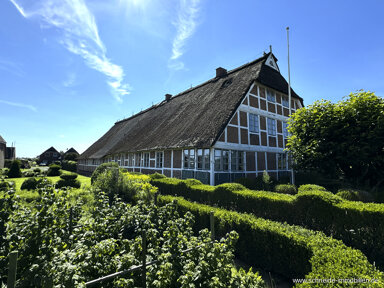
[65,148,79,155]
[78,52,304,185]
[39,147,61,165]
[0,135,5,169]
[0,135,16,168]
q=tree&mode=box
[64,152,78,161]
[287,91,384,189]
[7,160,22,178]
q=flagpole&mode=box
[286,26,295,185]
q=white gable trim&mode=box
[265,54,279,71]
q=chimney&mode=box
[165,94,172,101]
[216,67,227,78]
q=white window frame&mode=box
[231,150,244,172]
[267,118,277,136]
[267,90,276,103]
[249,113,260,133]
[282,96,289,108]
[143,152,150,167]
[156,151,163,168]
[183,149,195,169]
[214,149,229,171]
[197,149,210,170]
[283,122,289,138]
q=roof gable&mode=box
[0,135,5,144]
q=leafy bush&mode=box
[22,170,35,177]
[158,195,384,286]
[298,184,327,193]
[0,168,9,176]
[93,170,157,203]
[275,184,297,195]
[7,160,22,178]
[0,181,10,192]
[336,189,374,203]
[149,172,166,180]
[33,168,41,174]
[1,185,263,287]
[91,161,118,184]
[55,179,81,189]
[47,164,61,176]
[21,177,39,190]
[61,160,77,172]
[60,173,78,181]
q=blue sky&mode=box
[1,0,383,157]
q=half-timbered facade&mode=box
[78,52,303,185]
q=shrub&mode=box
[33,168,41,173]
[60,173,78,181]
[93,170,156,203]
[22,171,35,177]
[47,164,61,176]
[0,181,10,191]
[336,189,374,203]
[149,172,166,180]
[0,168,9,176]
[91,162,118,184]
[275,184,297,195]
[55,179,81,189]
[298,184,327,193]
[7,160,22,178]
[21,178,39,190]
[61,160,77,172]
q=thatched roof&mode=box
[79,53,302,160]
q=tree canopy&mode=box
[287,91,384,189]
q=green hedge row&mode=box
[158,195,383,287]
[151,177,384,268]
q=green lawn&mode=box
[6,171,91,190]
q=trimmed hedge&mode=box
[158,195,384,287]
[151,177,384,268]
[47,164,61,176]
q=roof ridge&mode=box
[115,53,269,125]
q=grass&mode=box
[6,170,91,191]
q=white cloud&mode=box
[9,0,131,102]
[62,72,76,87]
[169,0,201,69]
[0,99,37,112]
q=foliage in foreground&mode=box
[0,182,263,287]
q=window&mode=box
[283,122,289,138]
[53,152,58,157]
[278,153,287,170]
[231,150,244,171]
[143,152,150,167]
[267,118,276,136]
[282,96,289,108]
[197,149,210,170]
[249,113,259,133]
[156,152,163,168]
[127,153,134,166]
[267,90,276,103]
[183,149,195,169]
[214,149,229,171]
